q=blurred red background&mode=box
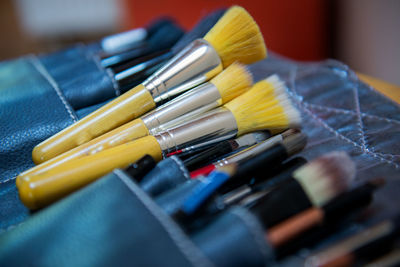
[124,0,331,61]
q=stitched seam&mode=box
[353,83,367,151]
[88,46,121,96]
[105,68,121,96]
[302,102,400,158]
[287,67,400,170]
[29,56,78,122]
[304,102,400,125]
[228,207,272,261]
[0,176,17,184]
[114,169,214,267]
[170,156,191,180]
[0,221,25,233]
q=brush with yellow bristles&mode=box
[18,75,300,210]
[16,63,252,186]
[31,6,267,164]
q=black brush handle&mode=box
[112,49,171,73]
[125,155,156,182]
[184,141,234,171]
[177,144,218,160]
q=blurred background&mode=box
[1,0,399,85]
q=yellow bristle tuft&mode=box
[203,6,267,68]
[224,75,301,135]
[210,62,253,105]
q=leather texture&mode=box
[156,178,202,216]
[0,170,212,267]
[39,45,119,109]
[0,56,78,229]
[140,156,191,196]
[190,206,274,267]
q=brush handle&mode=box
[32,85,156,164]
[170,145,215,159]
[19,135,163,210]
[18,118,150,186]
[184,140,234,171]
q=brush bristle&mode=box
[293,151,356,207]
[203,6,267,67]
[210,62,253,105]
[223,75,301,135]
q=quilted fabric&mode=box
[251,56,400,221]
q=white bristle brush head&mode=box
[293,151,356,207]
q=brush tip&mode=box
[210,62,253,104]
[204,6,267,67]
[224,74,301,135]
[293,151,356,206]
[282,132,307,155]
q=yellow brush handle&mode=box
[19,135,162,210]
[32,84,155,164]
[17,118,150,188]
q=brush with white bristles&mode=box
[249,151,356,228]
[32,5,267,164]
[18,74,297,210]
[16,63,253,184]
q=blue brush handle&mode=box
[181,171,230,215]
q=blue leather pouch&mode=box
[39,45,118,109]
[0,170,213,267]
[0,56,79,228]
[140,156,190,196]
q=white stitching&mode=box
[302,102,400,158]
[114,169,214,267]
[353,82,367,151]
[303,103,400,126]
[29,56,78,122]
[170,156,191,180]
[105,68,121,96]
[287,67,400,170]
[85,45,121,97]
[0,176,17,184]
[0,221,25,233]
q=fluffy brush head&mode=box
[293,151,356,207]
[210,62,253,105]
[203,6,267,68]
[224,74,302,135]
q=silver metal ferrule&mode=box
[214,134,284,167]
[142,39,222,102]
[142,82,222,131]
[154,108,238,155]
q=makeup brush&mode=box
[159,157,307,219]
[190,129,299,178]
[124,155,156,183]
[18,75,299,210]
[113,9,227,91]
[184,131,278,171]
[249,151,356,229]
[267,178,385,249]
[219,157,308,208]
[16,63,252,186]
[100,17,174,55]
[100,21,184,68]
[170,131,270,159]
[176,133,306,217]
[32,6,267,164]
